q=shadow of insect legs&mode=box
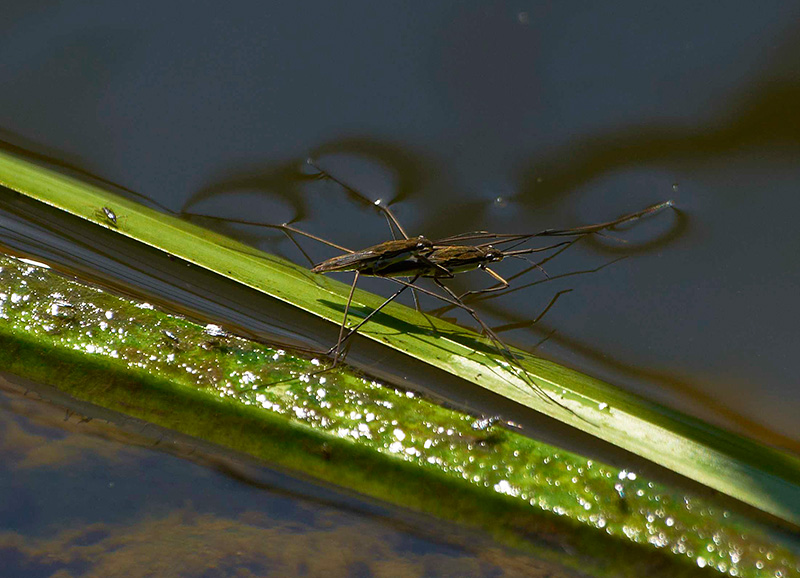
[490,289,573,334]
[354,276,585,418]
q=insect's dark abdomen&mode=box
[425,246,493,274]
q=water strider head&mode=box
[483,246,504,262]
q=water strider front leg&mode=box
[332,271,360,367]
[306,160,410,240]
[431,279,581,416]
[327,275,420,360]
[181,211,355,266]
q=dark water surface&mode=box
[1,1,799,574]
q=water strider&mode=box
[180,161,674,410]
[310,198,674,362]
[303,162,670,347]
[273,165,675,412]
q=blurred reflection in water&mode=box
[0,376,581,577]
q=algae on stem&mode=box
[0,253,797,578]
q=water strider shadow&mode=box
[318,298,504,360]
[508,35,800,261]
[184,159,316,222]
[177,159,322,253]
[514,80,800,217]
[309,137,436,207]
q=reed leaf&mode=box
[1,145,798,527]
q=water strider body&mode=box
[94,206,119,227]
[101,206,117,225]
[310,236,434,275]
[373,244,507,278]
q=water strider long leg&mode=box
[429,279,577,413]
[182,211,355,267]
[379,276,524,356]
[306,160,410,240]
[280,229,317,266]
[432,280,511,356]
[329,275,420,355]
[189,213,354,253]
[332,271,361,367]
[448,200,674,248]
[280,222,353,253]
[374,277,526,378]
